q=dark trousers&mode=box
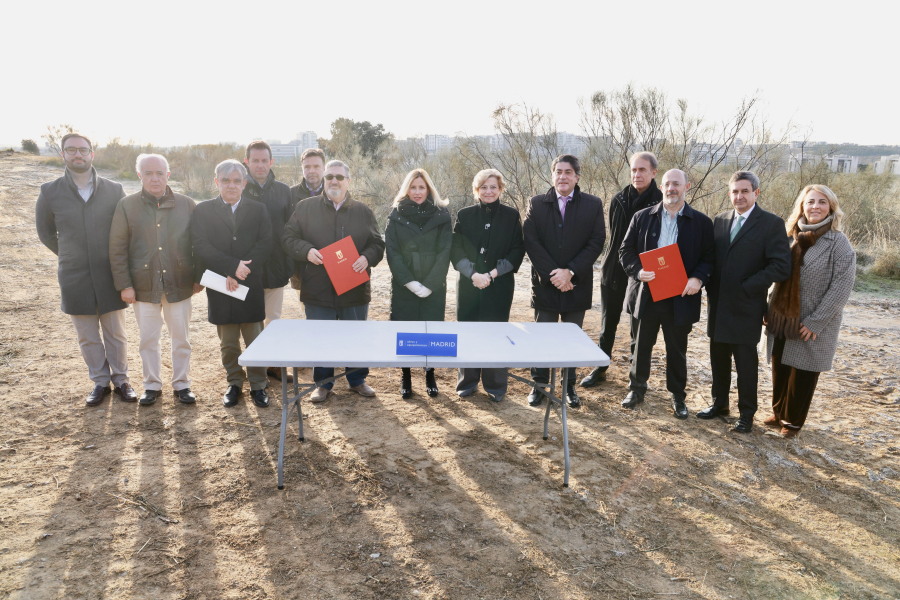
[771,337,820,431]
[709,338,759,416]
[531,308,585,389]
[597,282,632,371]
[629,298,691,398]
[304,303,369,390]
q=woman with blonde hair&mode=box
[450,169,525,402]
[764,184,855,437]
[385,169,452,399]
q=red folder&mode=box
[320,236,369,296]
[639,244,688,302]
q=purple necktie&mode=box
[559,195,571,220]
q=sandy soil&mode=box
[1,151,899,600]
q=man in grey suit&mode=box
[35,133,135,406]
[699,171,791,432]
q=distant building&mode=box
[556,132,587,155]
[424,134,453,154]
[266,131,319,162]
[873,155,900,175]
[294,131,319,151]
[788,152,859,173]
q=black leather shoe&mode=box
[565,388,581,409]
[671,395,688,420]
[580,367,607,387]
[731,416,753,433]
[621,390,644,409]
[250,389,269,408]
[223,385,242,407]
[400,369,412,400]
[86,385,111,407]
[176,388,196,404]
[115,382,138,403]
[696,404,730,419]
[425,369,439,398]
[528,387,545,407]
[138,389,161,406]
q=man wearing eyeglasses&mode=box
[282,160,385,403]
[35,133,135,406]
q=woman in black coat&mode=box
[385,169,452,398]
[450,169,525,402]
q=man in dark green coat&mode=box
[35,133,133,406]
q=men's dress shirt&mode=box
[731,203,756,234]
[224,198,240,213]
[306,181,323,196]
[332,198,346,212]
[77,178,94,202]
[555,189,571,220]
[659,203,685,248]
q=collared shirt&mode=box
[659,203,685,248]
[331,197,346,211]
[731,203,756,233]
[76,178,94,202]
[306,180,323,196]
[555,188,572,219]
[224,198,241,213]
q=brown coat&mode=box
[109,187,200,304]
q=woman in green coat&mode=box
[385,169,452,398]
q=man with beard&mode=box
[289,148,325,206]
[581,152,662,387]
[618,169,714,417]
[243,141,295,383]
[35,133,135,406]
[282,160,385,404]
[192,159,273,409]
[523,154,606,409]
[109,154,203,406]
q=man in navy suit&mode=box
[700,171,791,433]
[618,169,714,418]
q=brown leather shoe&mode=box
[115,382,138,403]
[350,382,376,397]
[310,387,331,404]
[86,385,111,407]
[763,414,779,428]
[267,367,294,384]
[780,427,799,438]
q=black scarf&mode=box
[398,196,436,228]
[627,179,660,214]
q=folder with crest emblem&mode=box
[320,236,370,295]
[639,244,688,301]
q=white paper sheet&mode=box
[200,269,249,301]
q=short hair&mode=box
[392,169,447,208]
[301,148,326,163]
[215,159,247,180]
[325,159,350,178]
[472,169,506,201]
[135,153,170,174]
[551,154,581,176]
[662,168,688,185]
[630,151,659,171]
[729,171,760,192]
[60,133,92,151]
[245,140,272,160]
[785,184,844,235]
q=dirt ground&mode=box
[1,151,899,600]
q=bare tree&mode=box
[42,124,74,156]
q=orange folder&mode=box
[639,244,688,302]
[320,236,369,296]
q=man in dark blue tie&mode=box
[701,171,791,433]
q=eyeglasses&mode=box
[64,147,92,156]
[324,174,347,181]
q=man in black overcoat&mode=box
[523,154,606,408]
[582,152,662,387]
[35,132,135,406]
[700,171,791,433]
[192,160,273,409]
[618,169,714,418]
[243,141,295,383]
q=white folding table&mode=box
[239,320,609,489]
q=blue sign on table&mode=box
[396,332,458,356]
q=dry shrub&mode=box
[871,238,900,279]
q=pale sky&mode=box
[6,0,899,148]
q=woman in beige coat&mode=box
[764,184,856,437]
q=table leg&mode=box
[560,367,570,488]
[543,367,556,439]
[277,373,289,490]
[294,367,303,441]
